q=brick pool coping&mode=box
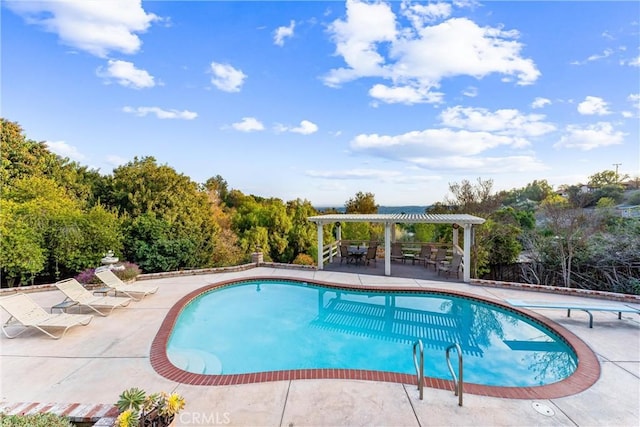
[150,276,600,399]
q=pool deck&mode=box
[1,266,639,426]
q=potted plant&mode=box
[116,387,185,427]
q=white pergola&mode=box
[307,213,486,282]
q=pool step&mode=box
[167,348,222,374]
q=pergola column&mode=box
[463,224,472,282]
[316,223,324,270]
[384,222,391,276]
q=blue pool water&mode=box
[167,280,577,387]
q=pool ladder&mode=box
[412,340,463,406]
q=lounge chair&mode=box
[438,253,463,278]
[426,247,447,270]
[55,278,131,317]
[94,266,158,301]
[0,293,92,339]
[506,299,640,328]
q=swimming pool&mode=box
[151,277,600,398]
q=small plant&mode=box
[76,262,141,285]
[0,412,73,427]
[115,387,185,427]
[292,253,315,266]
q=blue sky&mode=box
[3,0,639,206]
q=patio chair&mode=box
[390,243,404,263]
[95,266,158,301]
[339,244,354,265]
[426,247,447,270]
[55,278,131,317]
[365,245,378,266]
[438,254,463,278]
[414,244,434,267]
[0,293,92,339]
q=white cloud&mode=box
[232,117,264,132]
[622,93,640,118]
[45,140,86,161]
[577,96,611,115]
[351,128,525,158]
[409,155,547,173]
[6,0,158,57]
[462,86,478,98]
[586,48,613,62]
[305,169,401,180]
[400,1,452,27]
[324,0,540,104]
[97,59,155,89]
[554,122,626,150]
[122,106,197,120]
[274,20,295,46]
[209,62,247,92]
[291,120,319,135]
[324,0,397,87]
[439,106,556,137]
[368,84,443,104]
[628,56,640,67]
[275,120,319,134]
[531,97,551,109]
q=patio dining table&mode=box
[348,246,367,265]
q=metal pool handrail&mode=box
[412,339,424,400]
[446,342,464,406]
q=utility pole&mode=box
[613,163,621,181]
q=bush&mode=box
[292,253,315,266]
[626,190,640,206]
[0,413,73,427]
[75,262,141,284]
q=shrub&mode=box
[75,262,141,284]
[75,267,100,285]
[0,413,73,427]
[292,253,315,266]
[627,190,640,206]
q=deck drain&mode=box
[532,402,555,416]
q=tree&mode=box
[108,157,218,270]
[345,191,378,214]
[0,200,46,286]
[342,192,381,241]
[445,178,499,215]
[521,180,554,202]
[539,198,599,288]
[285,198,318,262]
[204,174,230,205]
[1,118,102,205]
[589,169,628,187]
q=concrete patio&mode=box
[1,266,639,426]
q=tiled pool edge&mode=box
[150,276,600,399]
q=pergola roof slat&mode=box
[308,213,485,225]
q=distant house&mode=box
[616,205,640,218]
[621,180,640,190]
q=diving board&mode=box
[505,299,640,328]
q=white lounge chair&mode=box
[94,266,158,301]
[506,299,640,328]
[0,293,92,339]
[55,278,131,317]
